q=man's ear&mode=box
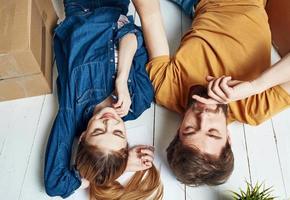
[79,131,86,143]
[226,129,232,146]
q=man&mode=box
[132,0,290,186]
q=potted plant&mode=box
[232,182,276,200]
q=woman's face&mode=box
[83,107,127,152]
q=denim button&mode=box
[128,79,131,83]
[112,27,116,30]
[112,75,115,79]
[110,48,113,51]
[110,59,114,62]
[110,40,113,43]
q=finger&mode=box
[113,97,123,108]
[134,145,154,153]
[206,75,215,82]
[141,155,154,163]
[142,161,152,169]
[220,77,232,99]
[115,108,124,115]
[192,95,221,104]
[227,79,242,87]
[140,149,154,157]
[207,79,225,103]
[211,77,229,102]
[115,109,125,117]
[122,104,130,116]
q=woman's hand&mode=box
[113,78,132,117]
[125,145,155,172]
[79,178,90,189]
[192,76,258,104]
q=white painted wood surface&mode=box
[0,0,289,200]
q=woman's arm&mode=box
[116,33,137,82]
[44,110,81,198]
[113,33,137,117]
[132,0,170,59]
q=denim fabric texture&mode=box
[44,0,154,198]
[169,0,199,17]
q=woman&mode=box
[44,0,163,199]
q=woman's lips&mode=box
[101,112,117,120]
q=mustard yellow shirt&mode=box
[146,0,290,125]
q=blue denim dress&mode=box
[44,0,154,198]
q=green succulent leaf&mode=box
[230,182,277,200]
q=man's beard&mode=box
[187,85,228,116]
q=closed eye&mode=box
[183,126,196,135]
[208,129,222,139]
[113,130,125,139]
[91,128,105,136]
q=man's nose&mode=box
[198,112,209,132]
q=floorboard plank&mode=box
[19,93,59,200]
[244,121,286,199]
[0,96,45,200]
[154,106,185,200]
[271,109,290,198]
[216,122,250,197]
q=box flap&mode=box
[33,0,57,32]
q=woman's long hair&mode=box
[76,139,163,200]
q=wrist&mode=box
[116,74,129,85]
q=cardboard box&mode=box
[266,0,290,57]
[0,0,57,101]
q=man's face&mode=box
[179,86,231,158]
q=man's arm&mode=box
[132,0,170,59]
[192,52,290,104]
[254,52,290,94]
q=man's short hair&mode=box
[166,133,234,186]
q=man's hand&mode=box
[113,78,132,117]
[125,145,155,172]
[192,76,257,104]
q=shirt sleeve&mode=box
[146,56,185,114]
[44,108,81,198]
[115,19,144,50]
[228,85,290,125]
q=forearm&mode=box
[132,0,169,59]
[252,53,290,93]
[116,33,137,82]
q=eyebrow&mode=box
[91,129,125,139]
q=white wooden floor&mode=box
[0,1,290,199]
